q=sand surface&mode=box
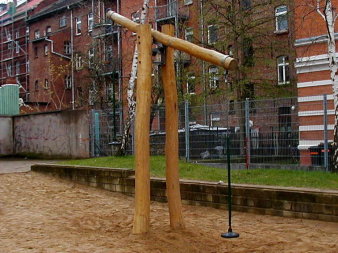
[0,172,337,253]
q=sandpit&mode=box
[0,172,337,253]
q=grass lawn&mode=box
[58,156,338,190]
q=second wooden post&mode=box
[133,24,153,234]
[162,24,185,229]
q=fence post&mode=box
[185,100,190,162]
[245,98,250,169]
[323,94,329,171]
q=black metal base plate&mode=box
[221,232,240,238]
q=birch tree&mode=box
[118,0,150,155]
[316,0,338,171]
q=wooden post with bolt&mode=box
[133,24,153,234]
[162,24,185,229]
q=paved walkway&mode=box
[0,159,56,174]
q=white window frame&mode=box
[75,17,82,35]
[46,26,51,36]
[6,32,12,41]
[15,41,20,54]
[44,79,49,89]
[64,41,71,55]
[131,12,140,23]
[65,75,72,89]
[88,48,94,68]
[184,0,193,5]
[275,5,288,32]
[75,54,83,70]
[88,12,94,32]
[15,31,20,39]
[6,63,12,76]
[186,74,196,94]
[185,27,193,42]
[44,44,49,56]
[207,25,218,44]
[209,66,219,89]
[34,30,40,39]
[277,55,290,85]
[59,16,67,27]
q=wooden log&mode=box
[106,11,237,70]
[162,24,185,230]
[133,24,153,234]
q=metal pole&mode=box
[245,98,250,169]
[185,100,190,162]
[221,134,239,239]
[323,94,329,171]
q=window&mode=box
[229,100,235,115]
[75,17,82,35]
[241,0,251,10]
[88,48,94,68]
[15,41,19,54]
[6,64,12,76]
[243,38,254,67]
[207,25,218,44]
[209,66,219,89]
[186,74,196,94]
[44,44,49,56]
[60,16,67,27]
[34,47,38,58]
[64,41,71,55]
[277,56,290,84]
[44,79,49,89]
[35,80,39,90]
[8,42,12,50]
[275,5,288,32]
[88,12,94,32]
[75,54,83,70]
[15,31,19,39]
[15,61,20,75]
[185,27,193,42]
[46,26,51,36]
[34,30,40,39]
[131,12,140,23]
[105,44,113,62]
[6,32,11,41]
[26,27,29,35]
[65,75,72,89]
[228,45,233,56]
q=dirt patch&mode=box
[0,172,337,253]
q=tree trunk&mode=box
[118,0,150,155]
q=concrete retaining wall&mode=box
[0,116,13,155]
[32,164,338,223]
[11,110,90,158]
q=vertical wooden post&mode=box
[162,24,185,229]
[133,24,153,234]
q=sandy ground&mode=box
[0,172,337,253]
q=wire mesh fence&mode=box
[89,95,335,171]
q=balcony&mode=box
[155,0,189,24]
[92,23,119,39]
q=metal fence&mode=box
[89,95,335,171]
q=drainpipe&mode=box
[200,0,207,125]
[70,8,75,110]
[117,0,123,132]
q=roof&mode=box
[0,0,45,24]
[27,0,83,23]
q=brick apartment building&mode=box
[0,0,299,152]
[0,0,44,103]
[294,0,337,165]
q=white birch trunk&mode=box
[317,0,338,171]
[119,0,150,155]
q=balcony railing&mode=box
[92,23,119,38]
[155,0,189,23]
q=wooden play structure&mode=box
[106,11,237,234]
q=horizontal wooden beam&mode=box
[106,11,237,70]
